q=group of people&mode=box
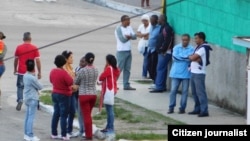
[134,14,211,117]
[0,12,212,141]
[0,31,119,141]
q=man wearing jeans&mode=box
[115,15,137,90]
[14,32,41,111]
[150,15,174,93]
[167,34,194,114]
[188,32,211,117]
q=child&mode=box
[23,59,43,141]
[99,54,120,133]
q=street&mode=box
[0,0,143,140]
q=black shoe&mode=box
[16,101,23,111]
[198,113,209,117]
[167,110,174,114]
[124,86,136,90]
[149,89,164,93]
[178,110,185,114]
[100,129,108,133]
[188,111,200,115]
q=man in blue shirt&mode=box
[167,34,194,114]
[150,15,174,92]
[147,15,161,83]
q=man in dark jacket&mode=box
[150,15,174,93]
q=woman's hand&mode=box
[72,85,79,92]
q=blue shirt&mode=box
[23,72,43,102]
[169,43,194,79]
[148,24,161,53]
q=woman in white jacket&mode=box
[137,14,151,79]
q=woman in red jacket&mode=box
[99,54,120,133]
[50,55,73,141]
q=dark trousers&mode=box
[51,93,70,137]
[67,93,76,133]
[148,51,158,82]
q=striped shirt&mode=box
[74,65,98,95]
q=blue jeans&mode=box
[24,99,38,137]
[142,48,148,77]
[0,65,5,77]
[67,94,76,133]
[190,73,208,114]
[155,53,172,90]
[105,104,114,132]
[117,51,132,88]
[16,74,24,103]
[51,93,70,137]
[75,95,84,134]
[169,78,190,111]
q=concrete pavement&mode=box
[83,0,162,15]
[0,0,143,140]
[0,0,247,141]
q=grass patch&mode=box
[116,133,167,140]
[39,94,53,105]
[93,110,106,120]
[116,98,185,125]
[134,80,153,84]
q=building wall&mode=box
[167,0,249,114]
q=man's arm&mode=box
[116,26,129,43]
[35,58,41,79]
[189,54,201,61]
[14,58,18,75]
[160,26,174,53]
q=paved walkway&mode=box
[115,81,246,125]
[113,0,162,9]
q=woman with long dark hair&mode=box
[61,50,78,138]
[99,54,120,133]
[74,52,98,140]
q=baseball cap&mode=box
[0,32,6,39]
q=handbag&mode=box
[137,39,147,54]
[103,67,115,105]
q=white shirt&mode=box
[137,24,151,46]
[115,26,136,51]
[191,47,206,74]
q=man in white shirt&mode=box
[115,15,137,90]
[188,32,211,117]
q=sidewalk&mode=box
[116,81,246,125]
[83,0,162,15]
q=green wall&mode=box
[166,0,250,53]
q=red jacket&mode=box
[99,66,120,94]
[50,68,73,96]
[98,66,120,110]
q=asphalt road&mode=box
[0,0,144,140]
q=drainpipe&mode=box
[247,50,250,124]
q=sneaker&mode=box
[24,135,31,141]
[31,136,40,141]
[67,132,78,138]
[62,136,70,140]
[148,84,156,89]
[16,101,23,111]
[50,134,62,139]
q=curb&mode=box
[83,0,161,15]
